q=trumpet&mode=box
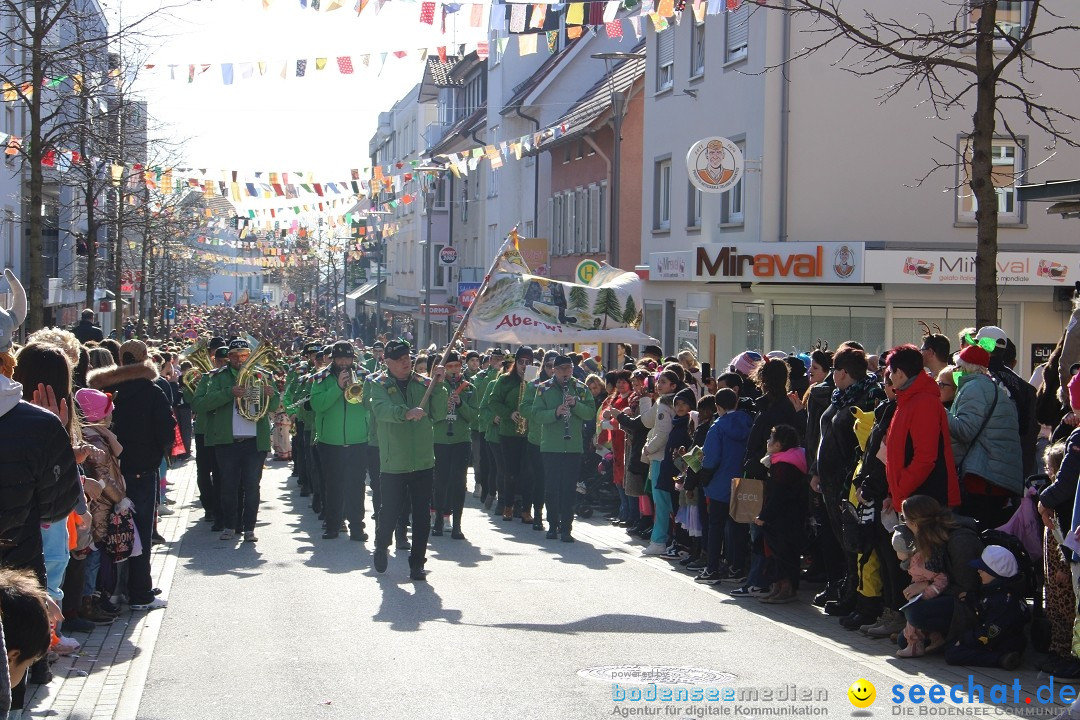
[343,368,365,404]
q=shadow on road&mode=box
[475,613,725,635]
[371,576,464,631]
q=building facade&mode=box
[637,0,1080,377]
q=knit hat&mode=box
[673,387,697,408]
[372,340,385,350]
[514,346,534,362]
[385,340,411,361]
[208,336,226,350]
[729,351,762,376]
[958,344,990,369]
[214,346,229,360]
[891,525,915,556]
[552,354,572,368]
[75,388,113,423]
[970,545,1018,579]
[330,340,355,359]
[228,339,251,353]
[444,351,461,365]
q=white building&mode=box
[638,1,1080,377]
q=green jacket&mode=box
[363,372,382,446]
[518,378,549,446]
[534,377,595,453]
[195,365,280,451]
[309,367,370,446]
[434,376,478,445]
[283,363,315,425]
[489,372,529,439]
[182,374,208,434]
[478,377,502,443]
[468,367,495,433]
[367,371,448,473]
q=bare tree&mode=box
[756,0,1080,327]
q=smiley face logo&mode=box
[848,679,876,709]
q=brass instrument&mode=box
[179,339,213,393]
[343,368,365,404]
[235,343,280,422]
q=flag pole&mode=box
[419,226,519,410]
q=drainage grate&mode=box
[578,665,736,686]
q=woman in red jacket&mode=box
[884,345,960,509]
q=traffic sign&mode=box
[439,246,459,266]
[576,259,601,284]
[223,292,233,302]
[165,308,176,320]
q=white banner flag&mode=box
[463,244,658,345]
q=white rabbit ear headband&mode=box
[0,268,28,354]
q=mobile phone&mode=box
[702,362,712,380]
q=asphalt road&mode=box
[133,459,1077,720]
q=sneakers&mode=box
[642,542,667,556]
[244,531,257,543]
[730,585,771,597]
[52,634,81,656]
[686,558,708,571]
[219,529,234,540]
[659,546,683,560]
[760,590,798,604]
[410,567,428,582]
[130,597,168,611]
[694,570,724,585]
[158,502,174,516]
[61,616,96,634]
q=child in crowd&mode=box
[678,395,716,570]
[894,525,950,658]
[658,388,697,559]
[76,388,130,621]
[944,545,1029,670]
[1,567,53,694]
[755,424,808,604]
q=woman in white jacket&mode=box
[642,369,685,555]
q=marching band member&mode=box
[489,346,534,521]
[368,340,448,581]
[432,351,477,539]
[535,354,595,542]
[309,341,370,541]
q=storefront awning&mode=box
[346,276,386,301]
[1017,179,1080,219]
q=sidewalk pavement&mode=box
[21,456,200,720]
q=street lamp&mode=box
[592,51,644,369]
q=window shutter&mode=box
[726,3,749,58]
[565,191,575,255]
[548,197,556,255]
[658,27,674,68]
[588,184,601,253]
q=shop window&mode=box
[732,302,765,354]
[771,305,886,356]
[890,307,1000,351]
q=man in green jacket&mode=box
[187,341,227,525]
[432,351,478,539]
[195,339,280,543]
[469,348,502,503]
[489,346,534,521]
[518,353,554,530]
[284,342,320,498]
[535,355,595,542]
[368,340,448,580]
[310,341,370,541]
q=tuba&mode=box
[179,339,214,393]
[235,343,280,422]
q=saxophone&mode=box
[514,379,527,435]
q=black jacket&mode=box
[0,390,81,573]
[88,362,176,474]
[742,394,801,480]
[815,379,883,499]
[854,399,896,505]
[71,319,104,344]
[1039,426,1080,516]
[616,408,650,477]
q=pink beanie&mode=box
[1069,371,1080,413]
[729,351,763,376]
[75,388,113,423]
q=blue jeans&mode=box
[650,460,673,545]
[215,438,265,533]
[746,523,768,587]
[41,520,71,603]
[84,548,102,597]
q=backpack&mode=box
[978,528,1039,598]
[104,506,136,564]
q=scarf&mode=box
[830,373,878,408]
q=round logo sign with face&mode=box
[686,136,744,194]
[439,246,458,266]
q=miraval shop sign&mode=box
[864,250,1080,286]
[694,242,865,283]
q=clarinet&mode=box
[562,381,573,440]
[446,380,458,436]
